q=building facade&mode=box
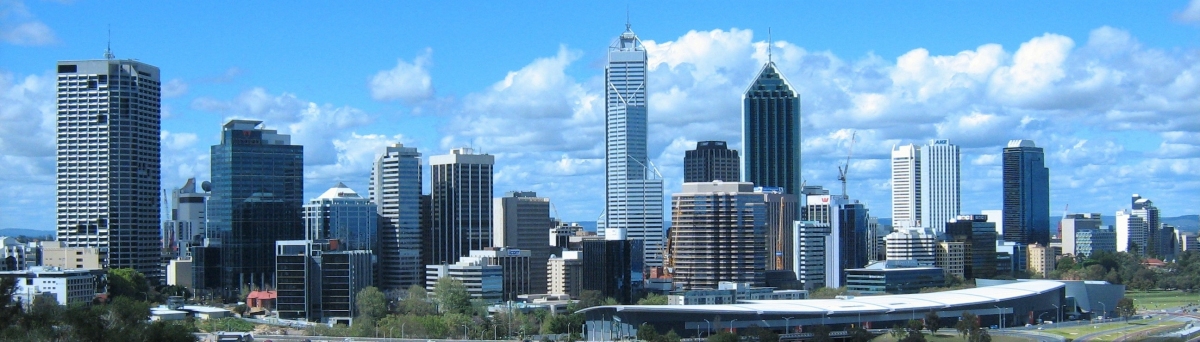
[935,241,966,279]
[669,182,767,290]
[470,248,532,302]
[425,257,503,303]
[55,58,162,281]
[1027,243,1059,278]
[429,148,494,265]
[548,250,582,298]
[761,188,798,271]
[370,143,423,290]
[581,239,644,304]
[275,240,374,323]
[204,119,304,293]
[743,60,802,196]
[493,191,554,294]
[891,140,961,232]
[885,228,937,266]
[0,266,103,306]
[304,183,378,251]
[944,214,998,279]
[1061,213,1102,257]
[162,178,208,262]
[844,260,945,295]
[1002,140,1050,246]
[1115,209,1149,255]
[683,141,740,183]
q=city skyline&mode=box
[5,1,1200,230]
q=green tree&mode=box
[811,324,833,342]
[905,319,925,339]
[232,304,248,316]
[637,323,661,341]
[107,268,150,300]
[400,284,437,315]
[969,328,991,342]
[433,277,472,314]
[664,329,683,342]
[637,293,669,305]
[1116,297,1136,321]
[356,286,388,320]
[809,286,848,299]
[848,325,873,342]
[925,311,941,335]
[707,331,739,342]
[575,290,605,310]
[956,312,979,339]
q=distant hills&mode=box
[876,215,1199,233]
[0,228,55,239]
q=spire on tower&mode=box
[625,6,631,31]
[104,25,114,59]
[767,27,773,63]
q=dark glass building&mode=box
[945,214,998,279]
[683,141,740,183]
[203,119,304,295]
[836,201,870,285]
[743,62,802,195]
[1002,140,1049,246]
[581,239,644,304]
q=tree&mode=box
[811,324,833,342]
[925,311,941,335]
[848,325,873,342]
[356,286,387,320]
[575,290,605,310]
[400,285,437,315]
[637,323,661,342]
[809,286,848,299]
[433,277,472,315]
[707,331,739,342]
[637,293,668,305]
[1116,297,1136,321]
[956,312,979,339]
[664,329,683,342]
[969,328,991,342]
[107,268,149,300]
[232,304,247,316]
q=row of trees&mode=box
[1048,250,1200,291]
[0,277,195,342]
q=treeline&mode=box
[1048,250,1200,291]
[0,277,195,342]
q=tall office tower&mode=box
[493,191,553,294]
[683,141,740,183]
[891,140,960,232]
[430,148,494,265]
[797,191,870,288]
[1115,209,1149,255]
[55,58,162,281]
[868,216,887,262]
[1002,140,1050,246]
[1160,224,1178,260]
[743,58,802,196]
[206,119,304,292]
[163,178,209,261]
[304,183,378,251]
[792,221,830,290]
[885,228,937,266]
[945,214,998,279]
[1131,194,1172,258]
[1061,213,1103,256]
[669,182,767,290]
[1178,232,1199,253]
[760,188,798,271]
[580,239,644,304]
[369,143,423,289]
[600,23,665,268]
[982,209,1004,240]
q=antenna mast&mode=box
[768,27,773,62]
[104,25,115,59]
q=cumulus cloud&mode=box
[369,48,434,103]
[0,1,57,46]
[1178,0,1200,23]
[162,79,189,98]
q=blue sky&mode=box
[3,1,1200,230]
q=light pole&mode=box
[783,317,794,334]
[704,319,711,337]
[462,324,469,340]
[993,305,1004,329]
[402,322,406,338]
[1098,301,1107,321]
[1052,304,1061,327]
[1038,312,1048,325]
[730,319,738,334]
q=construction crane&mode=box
[837,131,858,198]
[775,195,787,270]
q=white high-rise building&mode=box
[600,22,665,267]
[885,228,937,266]
[162,178,208,261]
[430,148,495,265]
[55,57,162,281]
[1115,209,1148,254]
[370,143,423,289]
[891,140,960,232]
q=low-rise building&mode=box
[426,257,503,303]
[548,251,582,297]
[845,260,944,295]
[935,241,966,279]
[667,282,807,305]
[40,241,103,270]
[0,266,102,306]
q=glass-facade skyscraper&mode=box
[55,58,162,281]
[204,119,304,294]
[683,141,740,183]
[370,143,423,289]
[429,148,494,266]
[601,23,665,268]
[743,61,801,196]
[1002,139,1050,246]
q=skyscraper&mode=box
[1115,209,1148,255]
[743,60,801,196]
[370,143,423,289]
[304,183,378,251]
[1002,140,1050,246]
[205,119,304,293]
[891,140,960,232]
[429,148,494,265]
[669,182,767,290]
[683,141,740,183]
[55,58,162,281]
[493,191,554,294]
[601,23,665,268]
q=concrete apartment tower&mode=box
[429,148,494,265]
[600,22,665,268]
[493,191,554,294]
[370,143,423,289]
[669,182,767,290]
[55,56,162,281]
[1002,140,1050,246]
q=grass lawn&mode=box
[1083,321,1184,342]
[1041,319,1149,338]
[1124,290,1200,310]
[871,332,1033,342]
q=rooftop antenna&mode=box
[626,6,631,30]
[768,27,773,63]
[104,25,115,59]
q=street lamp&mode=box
[462,324,469,340]
[704,319,712,337]
[1098,301,1107,321]
[783,317,794,333]
[993,305,1004,329]
[1052,304,1061,327]
[1038,312,1048,325]
[730,319,738,333]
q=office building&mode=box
[166,258,192,288]
[55,58,162,281]
[550,222,583,249]
[683,141,740,183]
[470,248,532,302]
[667,282,807,305]
[792,221,830,290]
[885,228,937,266]
[493,191,554,294]
[600,23,665,270]
[1061,213,1102,257]
[935,241,966,279]
[945,214,998,279]
[669,182,767,290]
[304,183,378,252]
[844,260,946,295]
[798,191,870,287]
[869,216,889,262]
[203,119,304,293]
[1115,209,1148,255]
[0,266,104,306]
[1027,243,1058,278]
[0,238,31,271]
[548,250,582,298]
[891,140,960,232]
[760,188,798,271]
[1132,195,1175,259]
[1075,226,1117,258]
[162,178,208,262]
[430,148,494,265]
[996,241,1028,275]
[39,241,103,270]
[425,257,503,303]
[580,239,644,304]
[370,143,424,289]
[1002,140,1050,246]
[1179,232,1199,253]
[743,57,802,196]
[275,239,374,323]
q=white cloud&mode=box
[0,1,57,46]
[162,78,189,98]
[369,49,434,103]
[1178,0,1200,23]
[162,131,198,151]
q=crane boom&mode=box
[837,131,858,198]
